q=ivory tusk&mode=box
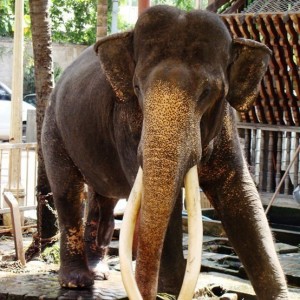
[178,165,203,300]
[119,167,143,300]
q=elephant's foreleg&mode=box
[158,194,185,296]
[84,190,118,279]
[46,156,92,287]
[203,164,288,300]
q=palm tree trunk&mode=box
[26,0,58,260]
[97,0,108,40]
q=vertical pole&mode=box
[4,0,25,226]
[111,0,119,34]
[10,0,24,144]
[195,0,200,9]
[138,0,149,16]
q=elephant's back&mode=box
[53,46,106,109]
[52,45,114,143]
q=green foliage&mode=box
[118,14,134,32]
[0,0,14,37]
[0,0,31,38]
[1,0,196,44]
[23,57,35,95]
[152,0,194,11]
[41,242,60,264]
[54,63,63,82]
[0,0,97,44]
[51,0,97,45]
[1,0,243,44]
[174,0,194,11]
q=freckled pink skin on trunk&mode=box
[136,81,201,299]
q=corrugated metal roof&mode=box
[243,0,300,13]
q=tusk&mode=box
[119,167,143,300]
[178,165,203,300]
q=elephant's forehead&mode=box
[134,7,231,63]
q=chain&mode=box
[37,192,57,257]
[25,192,59,261]
[37,192,44,257]
[39,192,57,217]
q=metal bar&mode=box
[293,133,299,186]
[284,132,292,194]
[237,122,300,132]
[275,132,282,187]
[259,130,265,190]
[25,147,29,207]
[266,131,273,192]
[255,129,261,186]
[265,143,300,215]
[3,192,26,265]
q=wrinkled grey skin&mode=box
[42,5,288,300]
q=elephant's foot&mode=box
[90,257,110,280]
[86,242,110,280]
[59,265,94,288]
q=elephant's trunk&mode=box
[120,81,203,299]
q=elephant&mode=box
[41,5,289,300]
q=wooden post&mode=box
[3,0,25,226]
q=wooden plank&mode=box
[3,192,25,266]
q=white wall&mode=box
[0,37,87,89]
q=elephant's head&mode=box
[95,5,271,299]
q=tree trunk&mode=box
[97,0,107,40]
[26,0,58,260]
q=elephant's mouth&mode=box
[119,165,203,299]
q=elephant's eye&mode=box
[134,85,140,96]
[198,87,211,102]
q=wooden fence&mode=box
[238,123,300,196]
[0,142,37,214]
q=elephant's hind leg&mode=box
[84,189,118,279]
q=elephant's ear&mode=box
[94,32,135,102]
[227,38,271,112]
